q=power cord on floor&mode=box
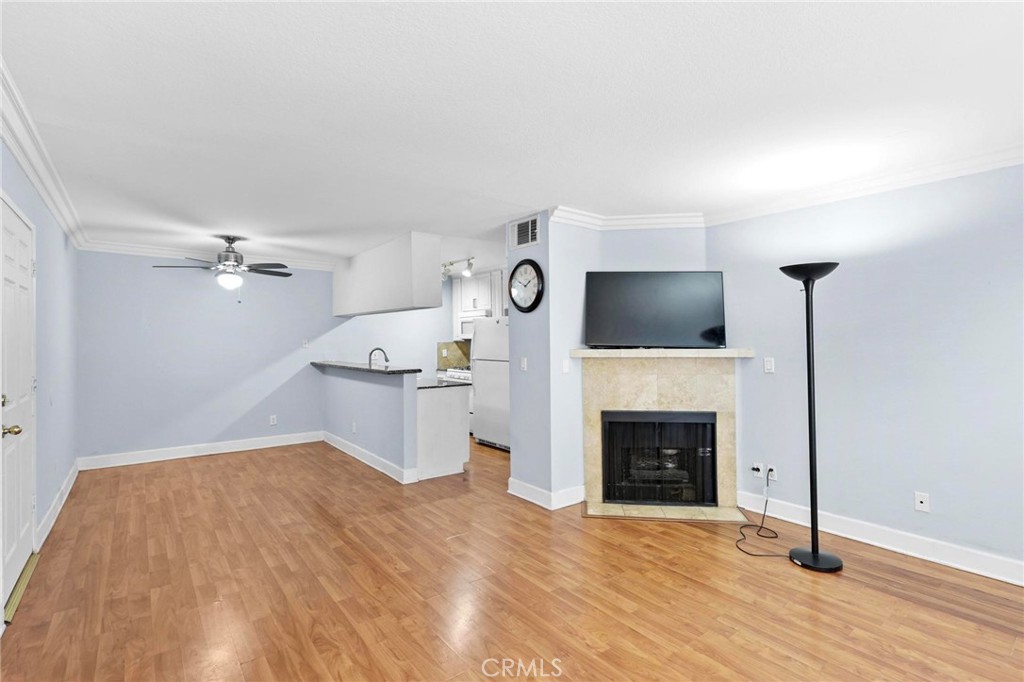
[735,468,787,558]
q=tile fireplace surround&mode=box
[569,348,755,522]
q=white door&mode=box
[2,200,36,604]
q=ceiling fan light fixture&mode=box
[216,271,244,290]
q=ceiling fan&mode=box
[152,235,292,290]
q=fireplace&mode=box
[602,411,717,506]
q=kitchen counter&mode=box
[315,359,469,485]
[311,360,422,375]
[417,378,473,390]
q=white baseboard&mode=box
[507,478,585,511]
[76,431,325,471]
[737,491,1024,586]
[34,461,79,551]
[323,431,417,484]
[552,485,586,509]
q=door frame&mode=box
[0,191,39,614]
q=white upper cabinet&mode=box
[452,270,506,339]
[333,232,442,316]
[458,272,493,314]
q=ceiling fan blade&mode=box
[152,265,215,269]
[185,257,218,265]
[246,262,288,269]
[247,269,292,277]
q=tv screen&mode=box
[585,271,726,348]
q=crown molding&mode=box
[0,59,85,248]
[77,238,339,271]
[704,146,1024,227]
[550,206,705,230]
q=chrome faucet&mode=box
[368,347,390,367]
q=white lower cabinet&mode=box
[416,385,471,480]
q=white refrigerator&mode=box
[471,317,510,450]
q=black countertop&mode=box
[311,361,422,375]
[417,379,473,390]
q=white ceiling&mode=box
[2,2,1021,268]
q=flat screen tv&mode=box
[584,271,726,348]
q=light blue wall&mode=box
[75,251,337,455]
[75,251,453,458]
[548,223,601,493]
[706,165,1024,560]
[320,369,417,469]
[598,228,706,272]
[2,142,78,519]
[507,211,552,490]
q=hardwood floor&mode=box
[2,440,1021,681]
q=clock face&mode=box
[509,259,544,313]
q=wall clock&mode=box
[509,259,544,313]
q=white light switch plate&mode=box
[520,357,528,371]
[763,357,775,373]
[562,359,570,374]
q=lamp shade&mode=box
[780,262,839,282]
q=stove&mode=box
[444,368,472,384]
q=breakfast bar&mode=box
[312,361,470,484]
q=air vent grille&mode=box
[510,216,539,249]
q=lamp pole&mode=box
[780,262,843,573]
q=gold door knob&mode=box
[2,425,22,437]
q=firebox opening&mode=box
[602,411,717,506]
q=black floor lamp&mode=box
[780,262,843,573]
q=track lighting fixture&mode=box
[441,257,475,281]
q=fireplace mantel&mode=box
[570,348,755,359]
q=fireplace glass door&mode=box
[602,411,716,506]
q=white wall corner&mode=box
[323,431,418,484]
[549,206,706,231]
[77,431,325,471]
[0,58,85,248]
[508,478,584,511]
[34,460,79,552]
[737,491,1024,587]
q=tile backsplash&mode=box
[437,340,471,370]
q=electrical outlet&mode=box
[562,359,570,374]
[269,415,277,426]
[914,491,930,512]
[767,466,778,482]
[751,462,765,478]
[442,348,449,357]
[763,357,776,374]
[351,421,357,434]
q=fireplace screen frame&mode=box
[601,410,717,506]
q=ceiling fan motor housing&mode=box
[217,250,243,266]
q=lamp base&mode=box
[789,547,843,573]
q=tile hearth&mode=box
[570,348,754,524]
